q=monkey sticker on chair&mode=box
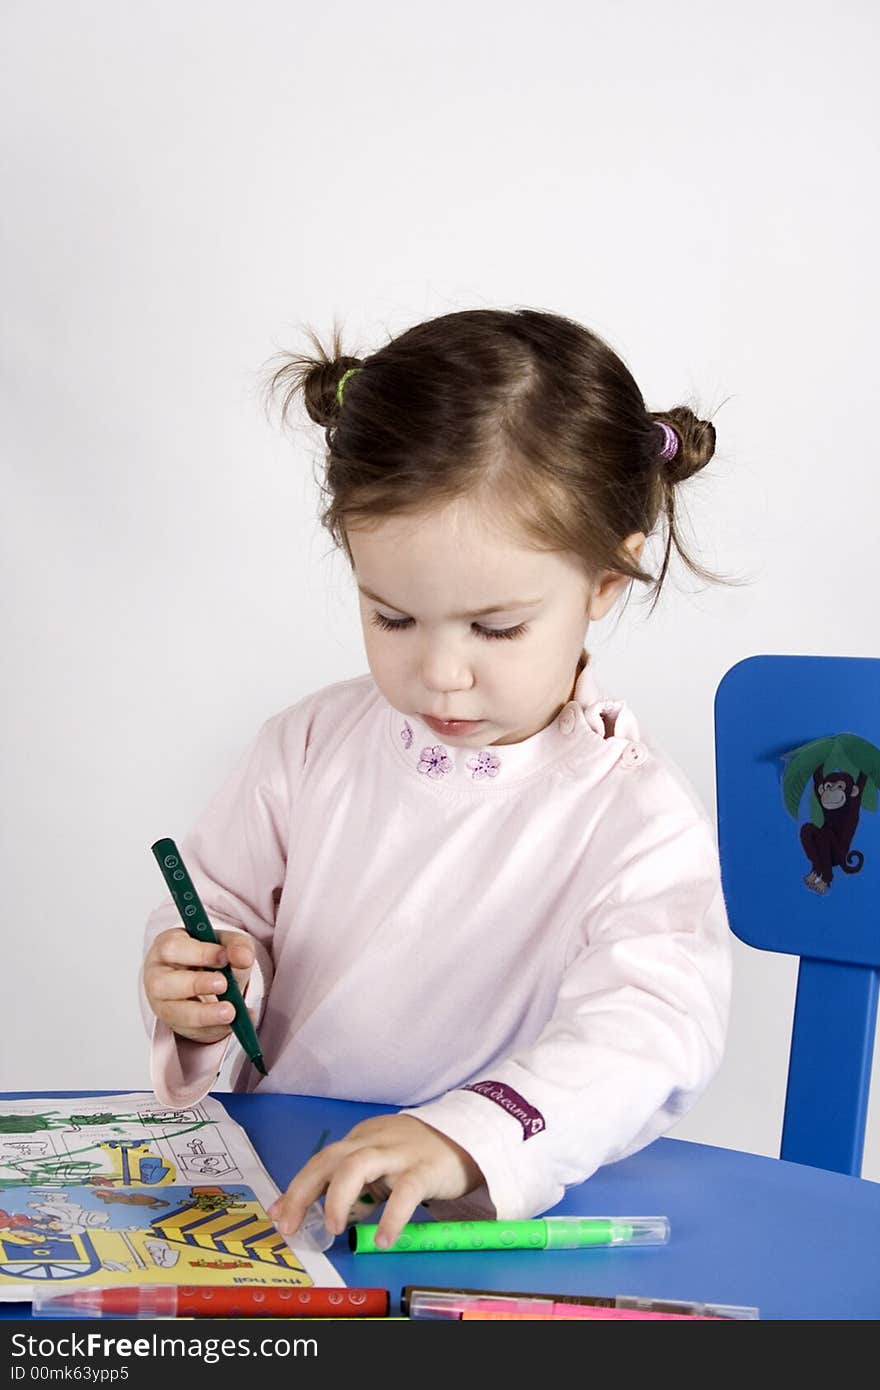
[781,734,880,894]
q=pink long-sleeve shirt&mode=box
[141,654,732,1220]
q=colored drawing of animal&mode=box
[92,1189,169,1207]
[782,734,880,895]
[801,769,866,893]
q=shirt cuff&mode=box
[401,1088,558,1221]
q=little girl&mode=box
[141,307,732,1250]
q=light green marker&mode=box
[349,1215,670,1254]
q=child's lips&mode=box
[423,716,483,734]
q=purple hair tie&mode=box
[657,422,679,461]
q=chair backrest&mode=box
[714,654,880,1175]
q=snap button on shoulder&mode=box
[620,742,647,768]
[559,704,577,736]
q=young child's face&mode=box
[347,497,599,746]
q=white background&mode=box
[2,0,878,1180]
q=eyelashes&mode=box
[369,612,528,641]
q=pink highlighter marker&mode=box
[402,1287,760,1320]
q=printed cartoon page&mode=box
[0,1093,342,1298]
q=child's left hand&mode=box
[267,1114,483,1248]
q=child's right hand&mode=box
[143,928,255,1045]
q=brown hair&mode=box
[263,306,726,608]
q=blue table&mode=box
[3,1091,880,1320]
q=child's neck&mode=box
[568,648,589,700]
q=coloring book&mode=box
[0,1092,342,1298]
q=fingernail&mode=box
[375,1232,390,1249]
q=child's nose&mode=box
[418,638,474,693]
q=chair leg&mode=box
[781,958,879,1175]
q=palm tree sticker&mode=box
[781,734,880,894]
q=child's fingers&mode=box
[150,929,229,970]
[215,930,255,969]
[148,929,254,972]
[267,1116,479,1246]
[143,928,258,1045]
[372,1171,427,1250]
[152,995,236,1033]
[213,932,255,995]
[346,1188,380,1225]
[150,966,231,1002]
[268,1159,331,1236]
[266,1139,380,1238]
[319,1150,395,1237]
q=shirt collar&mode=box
[386,651,641,791]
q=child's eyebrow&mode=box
[357,584,542,619]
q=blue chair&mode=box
[714,654,880,1175]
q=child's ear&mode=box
[587,572,629,620]
[587,532,645,621]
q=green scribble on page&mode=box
[0,1160,102,1187]
[0,1111,144,1134]
[0,1118,214,1189]
[0,1113,64,1133]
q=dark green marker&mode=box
[151,837,267,1075]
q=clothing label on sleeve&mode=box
[463,1080,546,1140]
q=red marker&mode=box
[31,1284,390,1319]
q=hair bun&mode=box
[655,408,716,485]
[261,323,364,434]
[301,357,362,429]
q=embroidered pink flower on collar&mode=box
[466,750,501,780]
[417,744,453,778]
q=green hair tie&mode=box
[336,367,361,406]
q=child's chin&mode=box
[456,727,498,745]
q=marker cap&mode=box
[298,1199,334,1252]
[544,1216,670,1248]
[32,1287,178,1319]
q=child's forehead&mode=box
[349,496,521,546]
[347,503,587,611]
